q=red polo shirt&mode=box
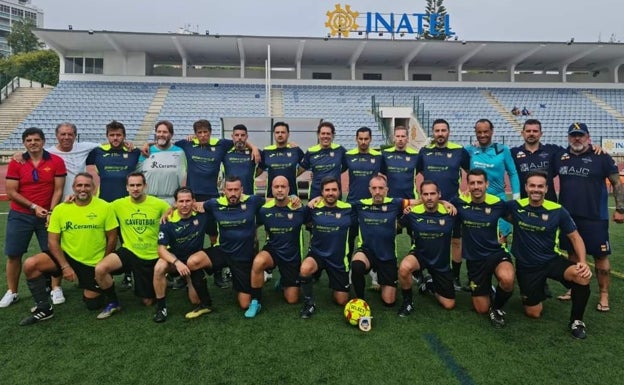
[6,150,67,214]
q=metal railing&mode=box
[0,76,20,104]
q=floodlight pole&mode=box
[266,44,272,116]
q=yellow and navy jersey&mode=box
[260,145,305,198]
[510,143,561,202]
[416,142,470,200]
[452,193,508,261]
[86,145,141,202]
[301,143,347,199]
[309,200,355,271]
[257,201,310,263]
[507,199,577,269]
[112,195,171,260]
[48,197,119,267]
[380,147,418,199]
[354,197,404,262]
[223,148,257,194]
[554,146,618,220]
[400,204,456,271]
[175,138,233,198]
[344,148,382,203]
[158,210,208,261]
[203,194,265,262]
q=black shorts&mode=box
[262,246,301,287]
[355,248,397,286]
[560,218,610,257]
[465,251,513,297]
[406,250,455,300]
[206,246,250,293]
[306,254,350,292]
[517,256,574,306]
[116,247,157,299]
[65,253,103,292]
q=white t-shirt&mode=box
[47,142,100,198]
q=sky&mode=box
[30,0,624,43]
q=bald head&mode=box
[271,176,290,203]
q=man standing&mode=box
[223,124,259,195]
[506,171,591,339]
[397,180,457,316]
[300,122,347,199]
[1,127,66,308]
[298,177,355,319]
[18,173,118,325]
[553,123,624,312]
[139,120,186,205]
[259,121,304,198]
[245,176,308,318]
[380,125,419,199]
[417,119,471,291]
[94,172,170,319]
[466,119,520,242]
[451,169,515,328]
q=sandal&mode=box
[596,303,610,312]
[557,290,571,301]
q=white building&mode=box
[0,0,43,57]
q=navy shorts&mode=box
[262,245,301,287]
[516,256,574,306]
[205,246,250,293]
[560,218,610,257]
[305,253,350,292]
[354,247,397,286]
[406,249,455,300]
[4,210,48,257]
[466,250,513,297]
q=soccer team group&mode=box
[2,117,623,339]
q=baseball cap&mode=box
[568,122,589,135]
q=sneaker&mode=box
[214,273,230,289]
[300,302,316,319]
[419,275,434,295]
[398,302,414,317]
[570,320,587,340]
[171,276,187,290]
[453,278,462,292]
[50,288,66,305]
[244,299,262,318]
[121,274,133,290]
[19,306,53,326]
[412,271,423,286]
[358,316,372,332]
[153,307,168,323]
[185,305,212,319]
[489,307,506,328]
[96,302,121,320]
[0,290,19,308]
[264,271,273,283]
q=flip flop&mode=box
[596,303,610,312]
[557,290,571,301]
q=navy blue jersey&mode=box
[86,145,141,202]
[400,204,456,271]
[452,194,507,261]
[510,143,561,202]
[308,200,355,271]
[507,199,577,269]
[553,146,618,220]
[300,143,347,199]
[158,211,208,261]
[203,194,264,262]
[380,147,419,199]
[175,138,234,198]
[223,148,256,194]
[257,201,309,263]
[417,142,471,200]
[260,145,304,197]
[344,148,382,203]
[354,197,404,262]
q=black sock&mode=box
[451,261,462,281]
[402,288,413,304]
[250,287,262,303]
[191,270,212,306]
[570,283,590,322]
[102,282,119,303]
[493,284,512,310]
[156,297,167,309]
[299,275,314,304]
[27,275,51,310]
[351,260,367,299]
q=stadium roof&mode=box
[34,28,624,73]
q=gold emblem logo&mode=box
[325,4,359,37]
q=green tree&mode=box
[423,0,450,40]
[7,19,42,54]
[0,50,59,86]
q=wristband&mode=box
[172,258,179,265]
[30,203,37,210]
